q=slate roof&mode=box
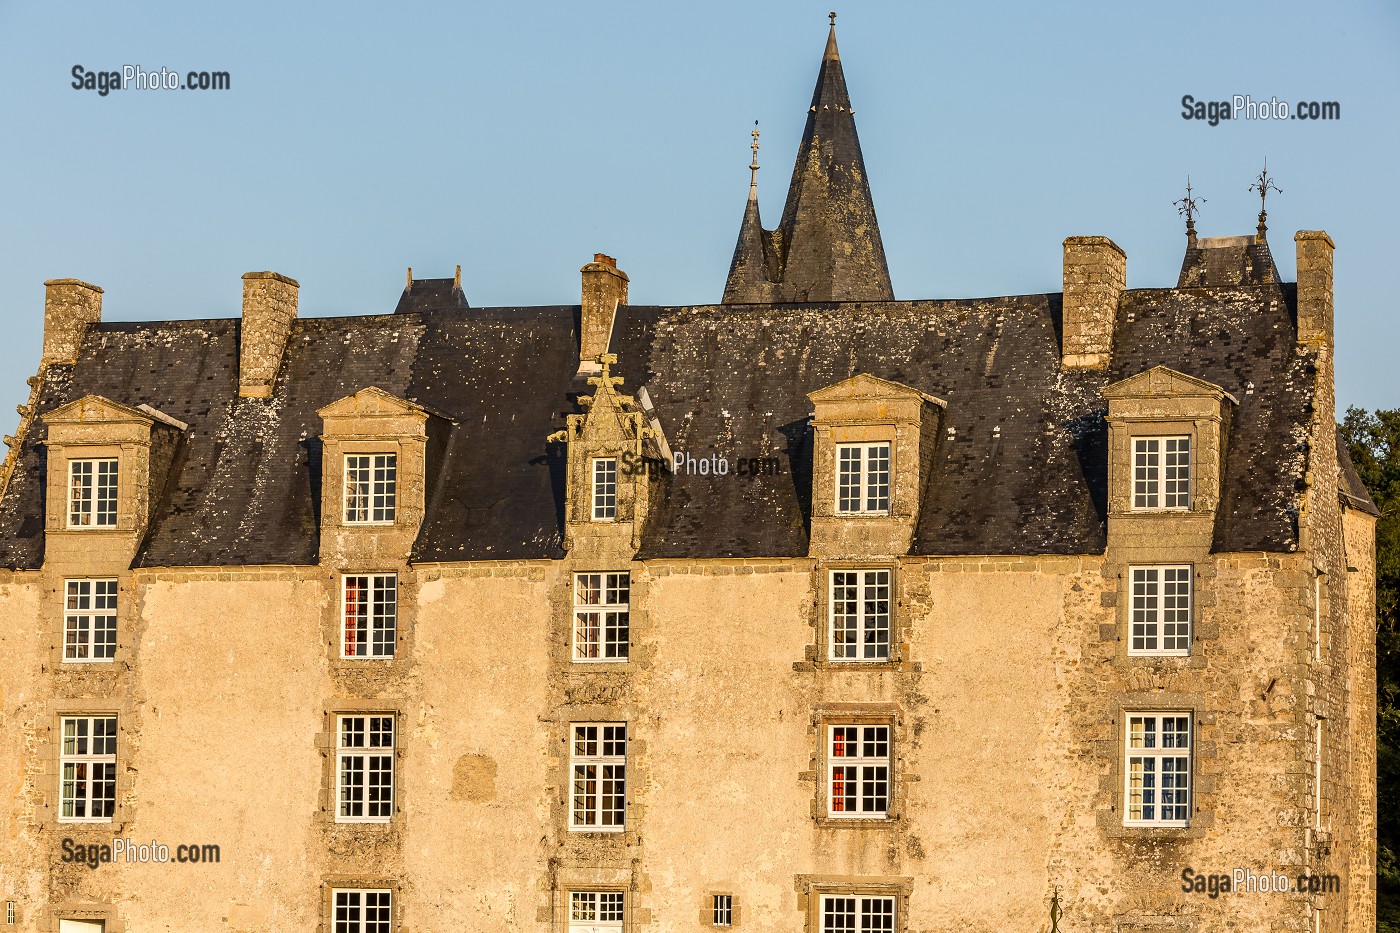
[1177,234,1281,288]
[0,275,1353,568]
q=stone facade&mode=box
[0,22,1378,933]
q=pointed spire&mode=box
[721,15,892,303]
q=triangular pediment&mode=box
[42,394,154,426]
[808,373,945,407]
[316,386,429,420]
[1103,366,1237,404]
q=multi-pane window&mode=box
[64,578,118,662]
[337,714,395,822]
[344,454,397,524]
[821,894,896,932]
[592,458,618,521]
[829,570,891,661]
[569,891,624,932]
[828,725,890,818]
[836,443,891,515]
[59,715,116,822]
[1132,436,1191,510]
[1125,713,1191,826]
[333,889,392,933]
[574,572,630,662]
[342,574,398,658]
[67,458,118,528]
[1129,566,1192,655]
[712,894,733,927]
[570,723,626,831]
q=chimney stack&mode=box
[239,271,299,398]
[42,279,103,365]
[579,254,628,373]
[1061,236,1126,370]
[1295,231,1334,350]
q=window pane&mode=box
[864,444,890,513]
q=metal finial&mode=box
[1249,158,1282,237]
[1173,176,1205,243]
[829,11,837,25]
[748,121,761,200]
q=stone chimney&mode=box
[1061,236,1126,370]
[42,279,104,365]
[239,271,299,399]
[1295,231,1335,349]
[579,254,628,372]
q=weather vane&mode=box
[1249,158,1282,237]
[1173,176,1205,241]
[749,121,761,197]
[830,11,837,26]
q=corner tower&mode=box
[722,16,894,303]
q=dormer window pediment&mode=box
[807,374,944,558]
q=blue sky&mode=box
[1,0,1397,418]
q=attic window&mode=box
[835,443,890,515]
[344,453,397,524]
[67,458,118,528]
[1131,437,1191,510]
[591,458,618,521]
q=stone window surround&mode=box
[324,568,418,672]
[1096,693,1216,839]
[699,889,742,927]
[550,863,639,933]
[826,426,897,517]
[805,703,906,827]
[801,561,917,673]
[45,572,135,672]
[1101,559,1220,668]
[338,445,401,528]
[793,874,912,933]
[47,445,132,535]
[543,704,647,849]
[319,878,400,933]
[316,700,405,829]
[37,700,135,831]
[554,563,648,674]
[43,904,127,933]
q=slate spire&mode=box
[722,15,894,304]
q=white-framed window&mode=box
[1125,712,1191,826]
[59,715,116,822]
[1132,436,1191,510]
[1129,566,1191,655]
[336,714,395,822]
[829,569,891,661]
[67,458,118,528]
[570,723,626,831]
[342,574,397,658]
[574,572,629,662]
[836,443,891,515]
[592,457,618,521]
[712,894,733,927]
[344,453,397,524]
[63,578,117,662]
[820,894,896,932]
[332,888,392,933]
[569,890,624,932]
[827,725,890,819]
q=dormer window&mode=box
[591,457,618,521]
[344,453,397,525]
[67,458,118,528]
[1132,436,1191,510]
[835,442,891,515]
